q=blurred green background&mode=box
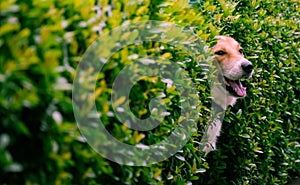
[0,0,299,184]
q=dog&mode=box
[202,36,253,154]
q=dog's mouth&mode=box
[224,77,247,97]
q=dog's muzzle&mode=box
[223,62,253,97]
[241,63,254,78]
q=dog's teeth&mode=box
[225,81,228,86]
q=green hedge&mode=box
[0,0,299,184]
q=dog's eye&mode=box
[239,49,244,54]
[215,50,226,56]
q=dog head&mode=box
[212,36,253,98]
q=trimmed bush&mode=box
[0,0,299,184]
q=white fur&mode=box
[201,36,252,154]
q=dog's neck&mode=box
[212,84,237,110]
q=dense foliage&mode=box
[0,0,299,184]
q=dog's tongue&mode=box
[228,79,246,97]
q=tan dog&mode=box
[202,36,253,153]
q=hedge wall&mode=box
[0,0,299,184]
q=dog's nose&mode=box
[242,63,253,74]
